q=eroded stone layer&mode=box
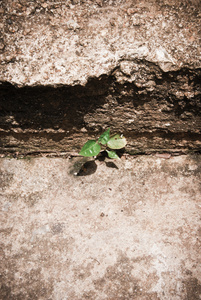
[0,66,201,153]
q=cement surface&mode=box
[0,0,201,87]
[0,154,201,299]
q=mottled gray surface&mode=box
[0,154,201,299]
[0,0,200,86]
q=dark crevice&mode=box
[126,131,201,141]
[0,65,201,153]
[0,76,113,132]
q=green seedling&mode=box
[79,128,127,159]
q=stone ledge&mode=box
[0,0,201,87]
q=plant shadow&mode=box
[105,161,118,169]
[76,160,98,176]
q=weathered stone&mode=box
[0,67,200,154]
[0,155,201,299]
[0,0,200,153]
[0,39,5,50]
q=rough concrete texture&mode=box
[0,154,201,299]
[0,0,201,86]
[0,0,201,153]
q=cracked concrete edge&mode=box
[0,46,195,88]
[0,0,201,87]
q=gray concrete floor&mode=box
[0,154,201,299]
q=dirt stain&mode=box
[184,277,201,300]
[92,253,159,300]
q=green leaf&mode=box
[107,134,127,149]
[106,150,120,159]
[98,128,110,145]
[79,140,101,157]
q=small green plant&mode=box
[79,128,127,159]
